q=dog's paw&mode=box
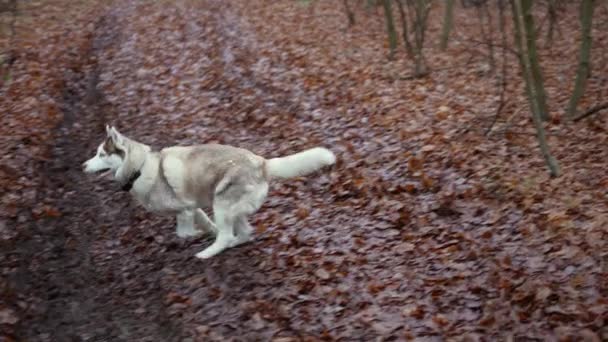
[176,225,203,238]
[177,231,203,238]
[195,249,215,259]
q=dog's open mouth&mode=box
[97,169,113,179]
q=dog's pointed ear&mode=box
[109,126,125,147]
[106,125,112,136]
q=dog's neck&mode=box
[115,140,151,191]
[121,170,141,191]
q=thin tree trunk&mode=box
[486,0,509,135]
[475,2,495,72]
[483,2,495,72]
[366,0,377,13]
[439,0,454,50]
[395,0,414,58]
[521,0,549,121]
[546,0,557,46]
[566,0,594,119]
[512,0,559,177]
[412,0,430,76]
[382,0,398,60]
[343,0,356,27]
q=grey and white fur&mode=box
[83,125,336,259]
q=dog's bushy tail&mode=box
[266,147,335,179]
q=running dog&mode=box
[83,126,335,259]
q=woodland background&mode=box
[0,0,607,340]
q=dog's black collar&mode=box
[121,170,141,192]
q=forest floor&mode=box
[1,0,606,340]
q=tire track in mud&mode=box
[13,6,185,342]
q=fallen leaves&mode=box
[0,307,18,325]
[314,268,331,281]
[3,0,608,341]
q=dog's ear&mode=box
[106,125,112,136]
[109,126,125,147]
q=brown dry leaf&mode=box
[296,206,310,219]
[43,206,62,218]
[314,268,331,280]
[0,308,18,325]
[421,174,434,189]
[432,314,449,327]
[256,222,268,234]
[408,157,423,172]
[402,304,425,319]
[535,286,552,302]
[272,338,299,342]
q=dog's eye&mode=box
[99,152,106,157]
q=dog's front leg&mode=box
[194,208,217,236]
[176,210,202,238]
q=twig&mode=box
[486,0,509,136]
[573,102,608,122]
[3,0,18,67]
[485,99,507,136]
[452,36,519,57]
[342,0,355,27]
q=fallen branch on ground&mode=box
[573,102,608,122]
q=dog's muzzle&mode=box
[82,160,109,174]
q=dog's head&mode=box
[83,125,127,175]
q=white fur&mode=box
[83,144,123,174]
[196,182,268,259]
[266,147,336,179]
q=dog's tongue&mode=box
[97,170,113,179]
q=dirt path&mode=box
[13,7,186,342]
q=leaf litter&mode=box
[0,0,606,341]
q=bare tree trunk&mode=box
[395,0,414,58]
[483,2,495,72]
[395,0,429,77]
[474,1,495,72]
[366,0,378,13]
[486,0,509,135]
[343,0,356,27]
[382,0,398,60]
[411,0,430,76]
[439,0,454,50]
[1,0,17,80]
[512,0,559,177]
[521,0,549,121]
[545,0,557,46]
[566,0,594,119]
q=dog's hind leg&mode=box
[195,205,236,259]
[195,181,269,259]
[233,216,254,246]
[176,210,201,238]
[194,208,217,235]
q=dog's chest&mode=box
[131,163,186,214]
[132,182,181,213]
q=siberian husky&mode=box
[82,126,336,259]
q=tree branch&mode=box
[573,102,608,121]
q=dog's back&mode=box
[160,144,266,208]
